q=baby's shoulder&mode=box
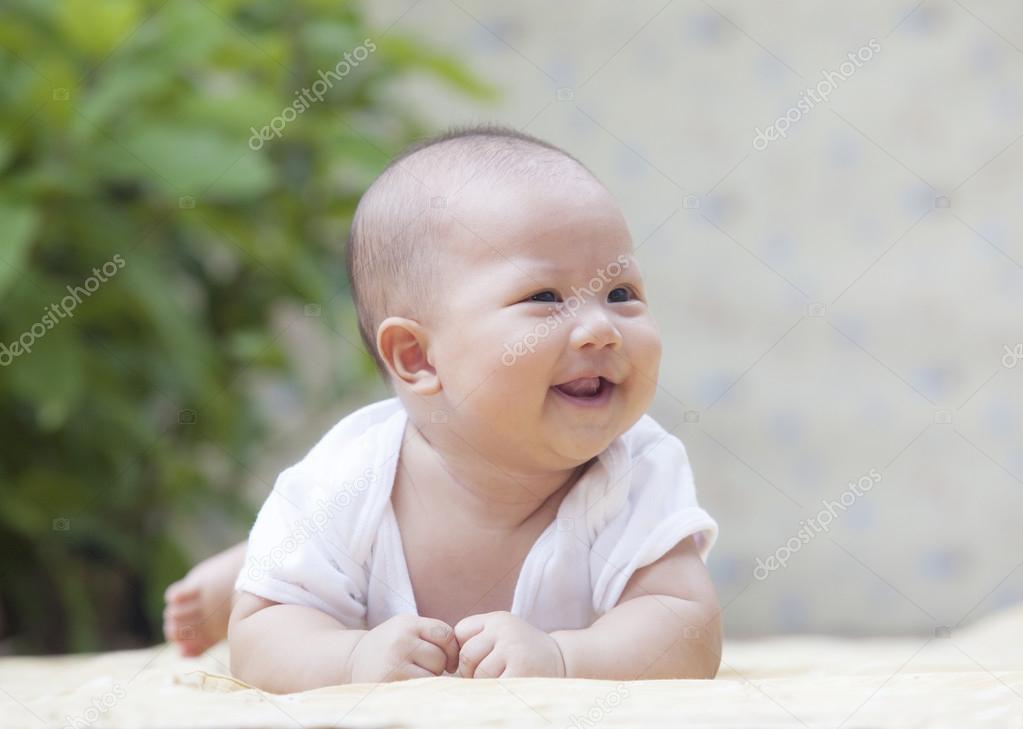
[602,412,699,517]
[301,397,404,472]
[617,412,691,472]
[272,398,404,538]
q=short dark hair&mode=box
[345,124,595,379]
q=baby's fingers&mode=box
[418,619,459,673]
[389,662,434,682]
[474,652,506,679]
[453,613,487,646]
[409,639,449,675]
[457,632,495,678]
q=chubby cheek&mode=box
[448,360,551,453]
[625,319,662,408]
[439,322,550,411]
[487,314,564,384]
[495,343,558,406]
[431,330,489,407]
[484,342,563,434]
[639,324,663,379]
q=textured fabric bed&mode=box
[2,605,1019,728]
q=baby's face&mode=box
[426,177,661,470]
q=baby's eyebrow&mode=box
[520,261,570,274]
[506,254,600,273]
[494,257,563,277]
[512,258,635,278]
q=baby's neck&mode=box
[398,423,590,531]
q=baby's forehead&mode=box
[437,178,633,275]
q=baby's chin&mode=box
[547,424,625,465]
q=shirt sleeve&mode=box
[233,461,370,628]
[589,423,718,615]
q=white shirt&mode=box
[234,398,718,632]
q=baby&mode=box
[164,126,720,692]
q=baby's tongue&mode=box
[556,377,600,397]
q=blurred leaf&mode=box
[73,65,178,132]
[56,0,141,58]
[7,322,85,431]
[0,137,13,171]
[0,200,39,297]
[112,124,275,198]
[376,35,498,100]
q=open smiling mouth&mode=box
[552,376,615,406]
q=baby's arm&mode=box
[551,536,721,680]
[454,536,720,680]
[229,593,361,691]
[229,592,459,692]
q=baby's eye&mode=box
[528,290,562,303]
[607,286,635,303]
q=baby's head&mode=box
[347,126,661,471]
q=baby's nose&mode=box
[569,310,622,350]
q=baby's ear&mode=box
[376,317,440,395]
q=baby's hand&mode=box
[348,614,459,682]
[454,611,566,679]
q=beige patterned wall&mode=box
[355,0,1023,637]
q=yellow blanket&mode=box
[3,605,1019,728]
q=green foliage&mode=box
[0,0,492,653]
